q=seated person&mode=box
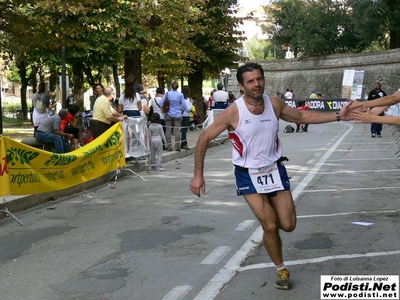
[35,109,74,153]
[61,105,80,150]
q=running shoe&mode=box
[275,268,292,290]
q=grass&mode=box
[2,116,19,123]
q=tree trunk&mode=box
[188,66,205,121]
[124,49,142,83]
[157,70,165,89]
[112,65,120,98]
[49,69,57,92]
[16,61,29,120]
[389,29,399,49]
[84,65,95,88]
[72,61,84,110]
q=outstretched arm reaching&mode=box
[350,90,400,115]
[352,108,400,126]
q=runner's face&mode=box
[239,70,265,99]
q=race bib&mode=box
[248,162,284,194]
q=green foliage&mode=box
[187,0,244,76]
[245,38,282,60]
[266,0,398,58]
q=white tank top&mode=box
[229,95,283,168]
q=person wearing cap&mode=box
[309,89,318,99]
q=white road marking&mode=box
[192,124,354,300]
[316,169,399,175]
[238,250,400,272]
[340,142,395,145]
[162,285,193,300]
[193,227,263,300]
[235,220,256,231]
[289,175,301,182]
[291,124,353,201]
[328,157,399,161]
[297,210,400,219]
[303,186,400,193]
[201,246,232,265]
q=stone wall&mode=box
[226,49,400,100]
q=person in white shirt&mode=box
[212,82,229,109]
[118,75,142,117]
[190,62,355,291]
[181,85,193,150]
[284,88,293,99]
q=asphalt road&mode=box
[1,120,399,300]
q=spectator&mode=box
[91,87,127,139]
[284,88,293,99]
[212,83,229,109]
[309,89,318,99]
[368,82,386,138]
[227,91,236,106]
[61,105,80,150]
[139,94,148,118]
[148,113,167,171]
[47,93,57,116]
[295,101,310,132]
[118,75,142,117]
[35,109,73,153]
[152,88,166,130]
[290,89,296,99]
[90,83,104,110]
[181,85,193,150]
[159,82,187,152]
[32,83,50,136]
[202,96,208,116]
[208,89,216,109]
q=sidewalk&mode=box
[1,125,230,217]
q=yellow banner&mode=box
[0,123,125,197]
[0,135,11,196]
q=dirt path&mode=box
[2,122,34,142]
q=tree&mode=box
[1,0,246,123]
[245,38,278,60]
[186,0,245,119]
[348,0,400,49]
[265,0,399,58]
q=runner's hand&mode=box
[190,175,206,197]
